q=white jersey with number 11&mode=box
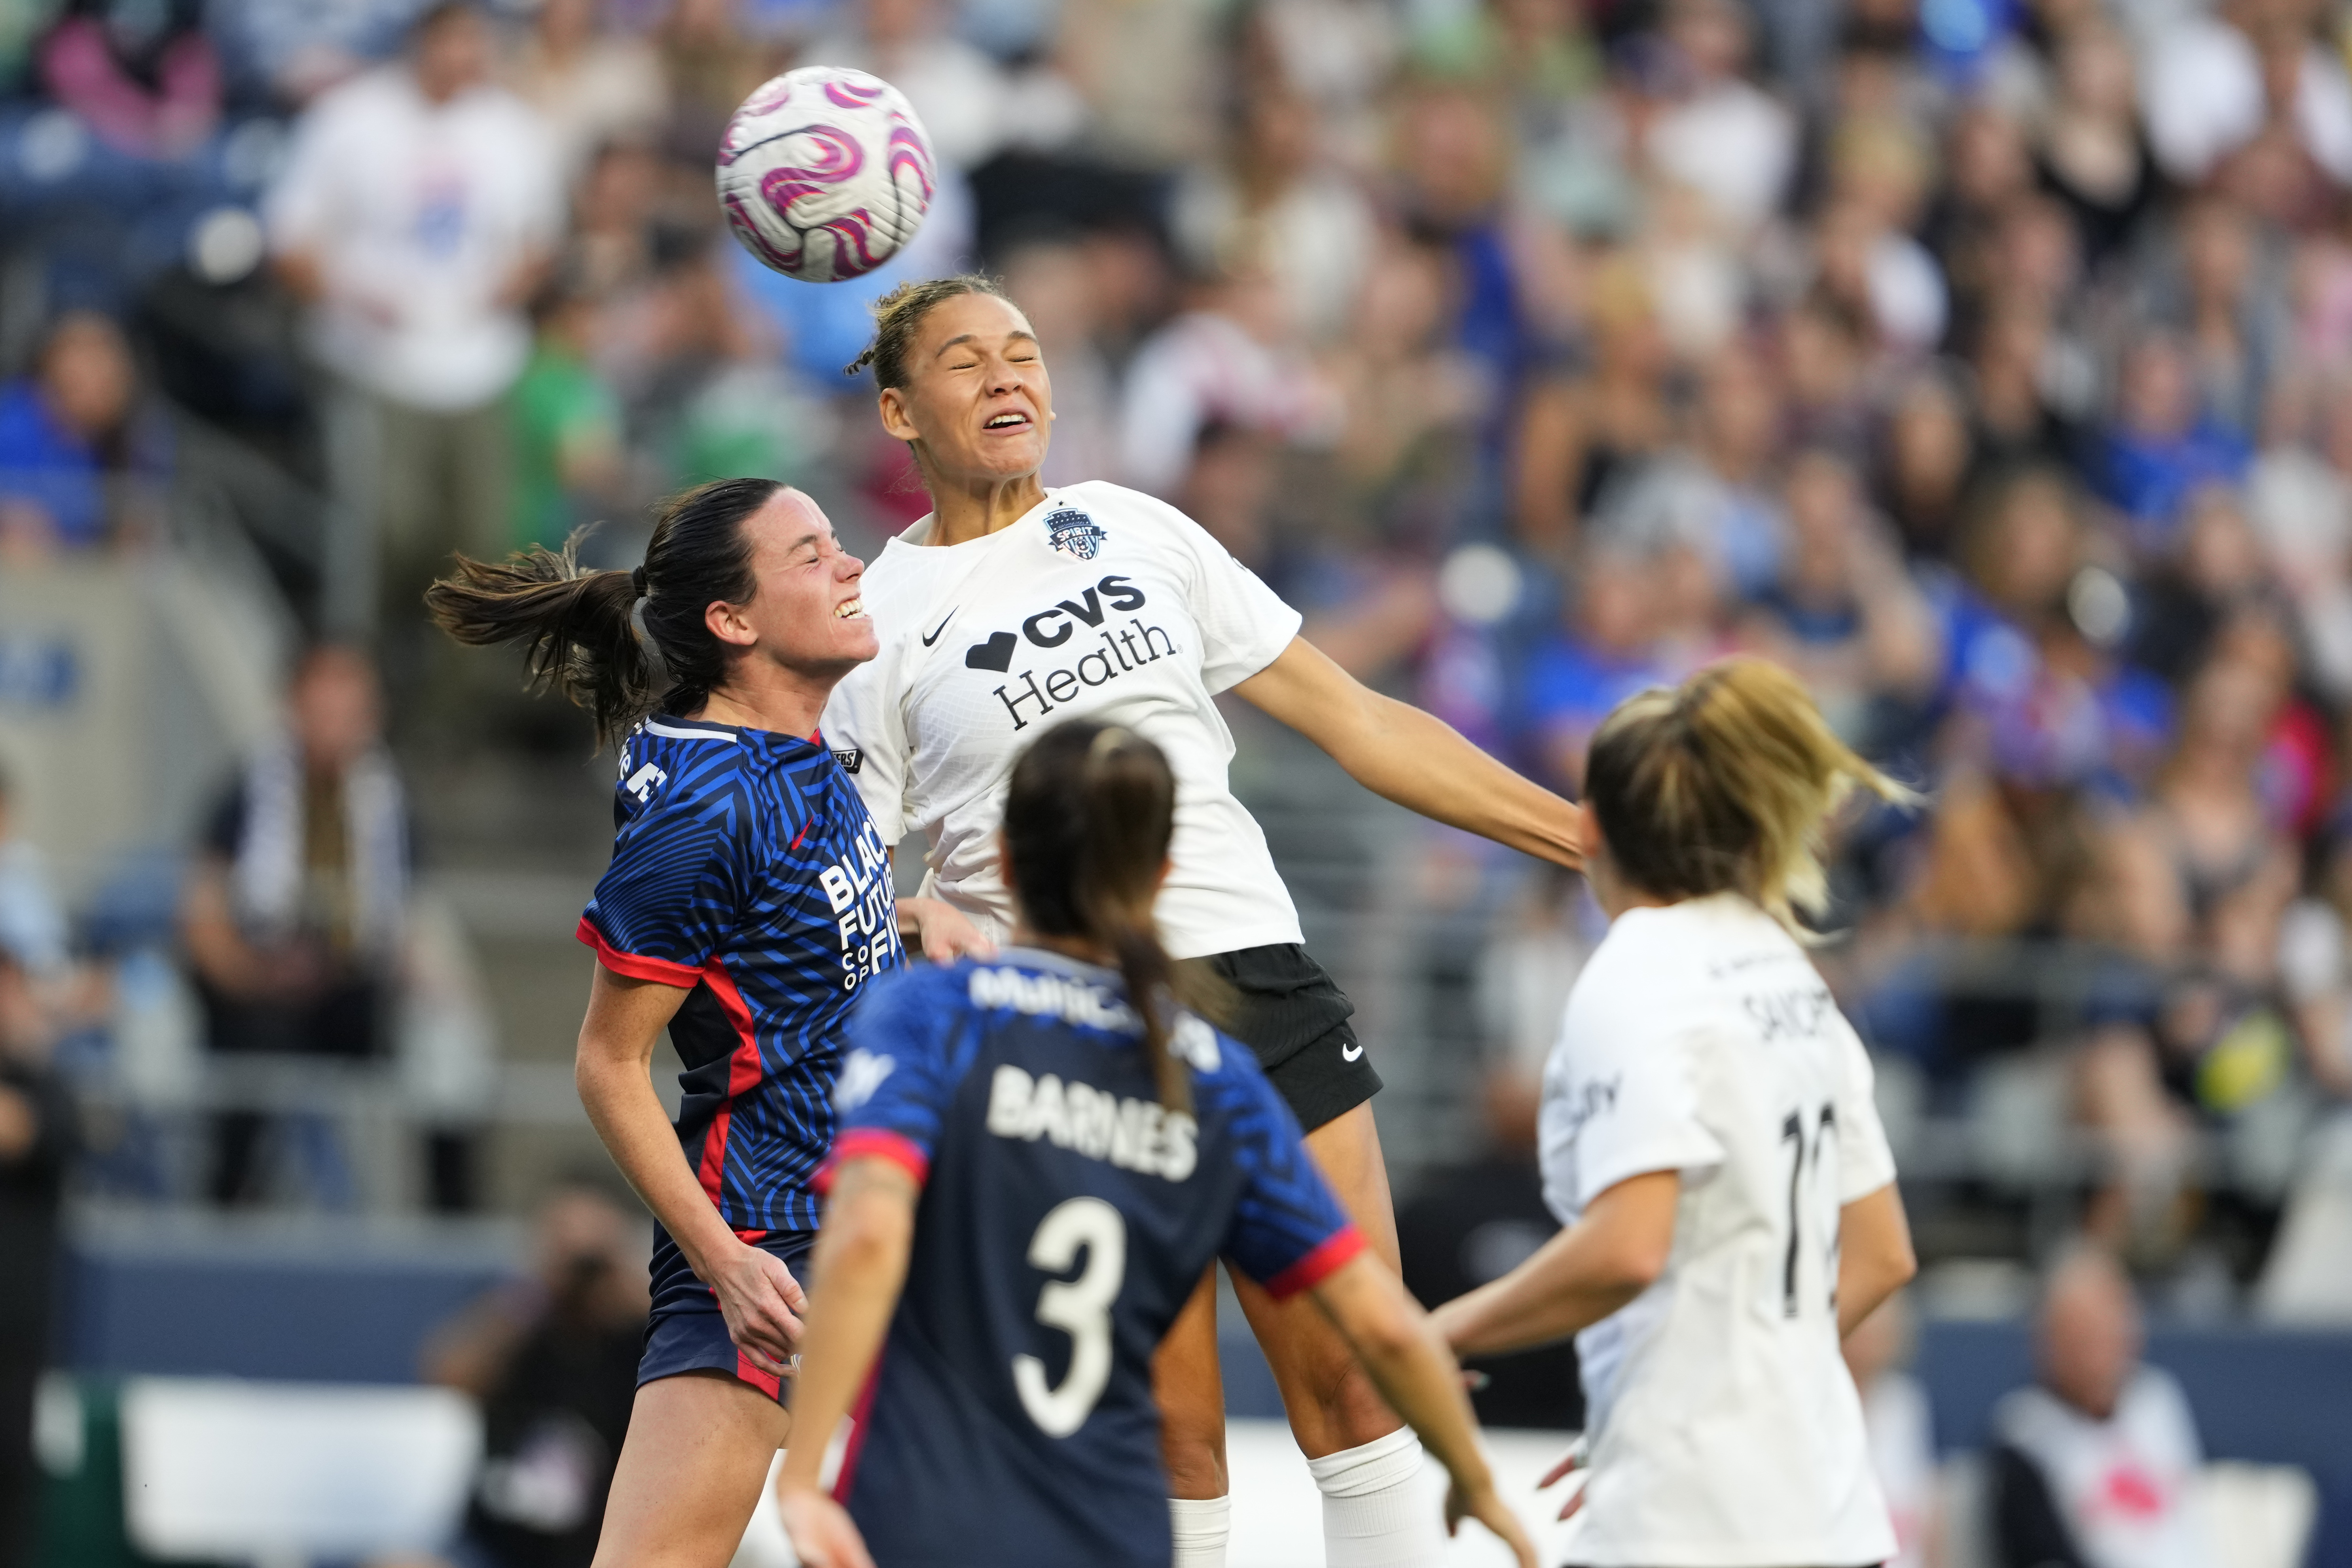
[1538,891,1900,1568]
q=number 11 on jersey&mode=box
[1778,1103,1839,1319]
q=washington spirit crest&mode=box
[1044,508,1107,560]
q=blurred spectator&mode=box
[266,1,560,639]
[1737,447,1942,745]
[1170,86,1378,347]
[1513,256,1679,556]
[35,0,220,159]
[0,311,170,557]
[1522,542,1670,789]
[1643,0,1799,233]
[1056,0,1218,167]
[1990,1247,2208,1568]
[508,274,626,553]
[2034,21,2158,274]
[2072,652,2300,1251]
[0,946,69,1568]
[1846,1294,1939,1568]
[2140,0,2352,187]
[425,1178,648,1568]
[507,0,667,181]
[2087,334,2250,555]
[1877,370,1975,561]
[180,645,411,1207]
[1329,234,1487,508]
[1118,260,1339,497]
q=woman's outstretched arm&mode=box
[576,965,806,1374]
[1233,636,1583,867]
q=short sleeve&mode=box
[1212,1054,1365,1299]
[1128,491,1302,693]
[819,971,970,1189]
[576,798,747,987]
[821,654,913,844]
[1565,1022,1728,1208]
[1833,1023,1898,1203]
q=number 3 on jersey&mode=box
[1014,1198,1127,1436]
[1778,1103,1839,1319]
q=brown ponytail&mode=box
[425,478,783,747]
[1003,721,1196,1111]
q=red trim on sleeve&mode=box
[830,1358,885,1503]
[575,916,702,988]
[813,1128,932,1194]
[1262,1225,1370,1301]
[694,959,766,1210]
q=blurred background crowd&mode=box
[7,0,2352,1561]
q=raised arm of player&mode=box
[1308,1254,1541,1568]
[574,965,806,1377]
[1431,1170,1681,1358]
[1836,1183,1917,1338]
[1234,635,1583,869]
[773,1157,922,1568]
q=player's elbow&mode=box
[1606,1242,1668,1299]
[1869,1229,1919,1293]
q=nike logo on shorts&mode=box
[920,610,957,646]
[1342,1040,1364,1062]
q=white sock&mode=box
[1169,1494,1231,1568]
[1304,1426,1447,1568]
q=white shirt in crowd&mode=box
[1117,311,1340,497]
[822,481,1306,961]
[1538,892,1901,1568]
[1994,1368,2209,1568]
[2141,15,2352,185]
[266,66,561,411]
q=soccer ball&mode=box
[716,66,937,284]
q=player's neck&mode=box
[926,473,1047,548]
[692,663,840,739]
[1012,927,1114,969]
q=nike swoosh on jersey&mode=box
[919,610,958,647]
[1342,1041,1364,1062]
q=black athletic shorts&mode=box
[1201,943,1381,1133]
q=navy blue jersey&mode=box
[578,716,902,1232]
[821,949,1363,1568]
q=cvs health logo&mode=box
[963,574,1177,729]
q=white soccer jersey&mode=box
[821,481,1305,961]
[1537,892,1900,1568]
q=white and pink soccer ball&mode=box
[716,66,937,284]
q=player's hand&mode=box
[778,1483,877,1568]
[709,1238,805,1377]
[1537,1434,1590,1521]
[902,897,996,963]
[1445,1477,1541,1568]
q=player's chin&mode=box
[834,616,881,662]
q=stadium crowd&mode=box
[6,0,2352,1284]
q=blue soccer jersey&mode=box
[819,949,1364,1568]
[578,716,902,1232]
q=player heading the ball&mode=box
[777,719,1538,1568]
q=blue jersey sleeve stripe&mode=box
[577,915,702,988]
[813,1127,931,1194]
[1257,1224,1368,1301]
